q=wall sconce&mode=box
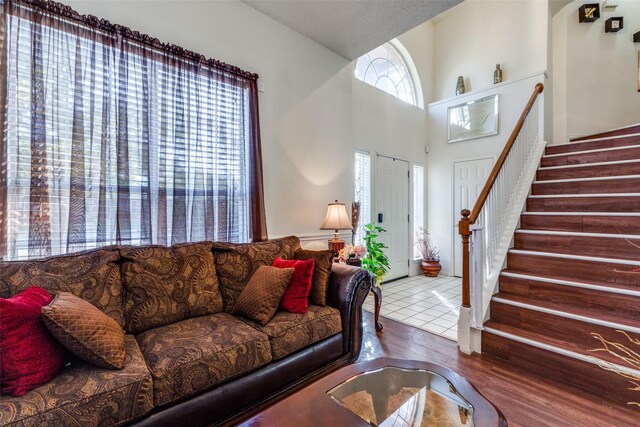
[320,200,353,256]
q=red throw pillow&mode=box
[272,257,315,313]
[0,287,67,396]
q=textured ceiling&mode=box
[242,0,463,60]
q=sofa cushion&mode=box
[41,292,126,369]
[273,257,314,313]
[213,236,301,312]
[244,305,342,360]
[121,242,224,334]
[233,265,294,325]
[294,249,333,306]
[0,247,124,327]
[0,335,154,427]
[0,287,67,397]
[135,312,272,407]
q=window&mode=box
[354,151,371,246]
[354,39,423,108]
[413,164,424,259]
[0,0,266,260]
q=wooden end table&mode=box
[241,357,507,426]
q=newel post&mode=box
[459,209,472,309]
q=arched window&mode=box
[355,39,423,108]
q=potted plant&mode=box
[415,227,441,277]
[361,223,390,287]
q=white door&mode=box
[376,155,409,281]
[453,158,493,277]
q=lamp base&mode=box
[328,239,345,257]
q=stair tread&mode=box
[492,292,640,331]
[501,269,640,294]
[483,320,634,370]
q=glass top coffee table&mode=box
[242,358,506,426]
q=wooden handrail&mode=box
[458,83,544,308]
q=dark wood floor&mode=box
[358,312,639,427]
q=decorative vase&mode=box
[420,259,442,277]
[455,76,465,95]
[494,64,503,84]
[346,257,362,267]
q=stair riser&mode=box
[541,147,640,167]
[527,196,640,212]
[531,178,640,195]
[547,135,640,155]
[499,275,640,318]
[569,125,640,142]
[507,252,640,288]
[514,233,640,261]
[520,215,640,234]
[537,162,640,180]
[482,332,640,407]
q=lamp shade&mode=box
[320,200,353,231]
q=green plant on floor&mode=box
[362,223,390,288]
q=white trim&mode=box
[509,249,640,266]
[528,193,640,198]
[539,159,640,170]
[483,326,640,378]
[521,211,640,216]
[533,175,640,184]
[543,144,640,158]
[428,70,547,107]
[501,271,640,297]
[492,297,640,334]
[515,229,640,239]
[551,131,640,147]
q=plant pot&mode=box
[420,259,441,277]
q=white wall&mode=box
[553,0,640,142]
[432,0,548,100]
[426,73,547,276]
[64,0,431,251]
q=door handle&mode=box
[378,213,383,223]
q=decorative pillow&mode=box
[272,257,314,313]
[0,287,67,396]
[212,236,301,312]
[121,241,224,334]
[294,249,333,306]
[233,265,294,325]
[0,247,124,327]
[41,292,126,369]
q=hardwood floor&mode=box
[357,312,639,427]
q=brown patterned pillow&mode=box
[213,236,301,312]
[233,265,294,325]
[294,249,333,306]
[121,241,224,334]
[41,292,126,369]
[0,247,124,327]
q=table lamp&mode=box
[320,200,353,255]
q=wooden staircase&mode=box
[482,125,640,408]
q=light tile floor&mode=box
[363,274,462,341]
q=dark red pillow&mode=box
[272,257,315,313]
[0,286,67,396]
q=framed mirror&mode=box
[447,94,499,143]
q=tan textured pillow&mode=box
[233,265,294,325]
[41,292,126,369]
[294,249,333,306]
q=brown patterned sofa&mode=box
[0,236,372,427]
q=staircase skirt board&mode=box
[541,146,640,167]
[482,330,640,407]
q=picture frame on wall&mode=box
[447,94,499,143]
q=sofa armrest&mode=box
[327,263,373,362]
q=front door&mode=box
[376,155,409,281]
[453,158,493,277]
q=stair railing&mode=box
[458,83,545,353]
